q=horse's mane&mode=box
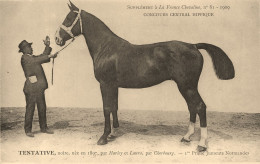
[82,10,129,43]
[84,11,115,35]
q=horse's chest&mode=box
[93,55,117,83]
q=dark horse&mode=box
[55,2,235,152]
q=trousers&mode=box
[24,91,48,133]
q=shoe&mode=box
[41,128,54,134]
[26,132,34,137]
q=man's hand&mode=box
[49,52,58,58]
[43,36,50,46]
[53,52,58,58]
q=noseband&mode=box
[52,9,82,85]
[60,9,82,38]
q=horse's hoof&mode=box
[197,145,207,152]
[97,137,108,145]
[181,137,190,143]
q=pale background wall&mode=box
[1,0,259,113]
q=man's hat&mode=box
[18,40,32,53]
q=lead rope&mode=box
[51,37,75,85]
[52,58,55,85]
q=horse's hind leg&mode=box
[178,84,207,152]
[181,111,196,142]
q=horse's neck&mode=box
[81,11,119,61]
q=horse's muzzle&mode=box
[55,36,65,46]
[55,28,65,46]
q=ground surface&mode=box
[1,107,260,163]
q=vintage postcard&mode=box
[1,0,259,163]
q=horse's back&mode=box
[115,40,203,88]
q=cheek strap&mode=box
[59,9,82,38]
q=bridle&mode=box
[59,9,82,39]
[52,9,82,85]
[55,9,83,53]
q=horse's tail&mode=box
[196,43,235,80]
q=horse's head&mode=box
[55,1,82,46]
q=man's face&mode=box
[23,45,33,55]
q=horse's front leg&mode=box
[97,83,118,145]
[109,110,119,139]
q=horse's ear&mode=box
[69,0,79,11]
[67,3,72,11]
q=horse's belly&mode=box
[118,77,169,88]
[116,54,172,88]
[117,67,171,88]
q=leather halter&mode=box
[52,9,82,85]
[60,9,82,38]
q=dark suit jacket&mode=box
[21,46,52,94]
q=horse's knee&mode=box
[104,107,118,113]
[103,109,111,116]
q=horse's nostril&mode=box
[55,37,62,45]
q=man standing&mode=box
[19,36,58,137]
